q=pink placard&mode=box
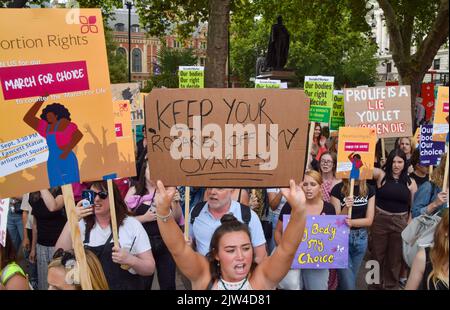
[443,102,449,113]
[0,61,89,100]
[344,142,369,152]
[115,123,123,137]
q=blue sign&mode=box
[419,125,445,165]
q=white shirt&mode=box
[79,216,151,255]
[20,193,33,229]
[189,200,266,256]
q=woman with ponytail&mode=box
[154,179,307,290]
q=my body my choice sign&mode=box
[145,89,310,187]
[283,215,349,269]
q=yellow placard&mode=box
[113,100,136,178]
[0,9,125,198]
[336,127,376,180]
[432,86,449,142]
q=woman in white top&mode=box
[55,180,155,290]
[155,180,307,290]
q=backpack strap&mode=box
[190,201,207,225]
[240,203,251,225]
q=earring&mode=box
[217,261,220,267]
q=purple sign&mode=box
[419,125,445,165]
[283,215,349,269]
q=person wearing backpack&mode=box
[189,188,267,264]
[406,210,449,290]
[412,153,448,219]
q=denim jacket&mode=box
[411,181,444,218]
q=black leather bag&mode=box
[261,219,273,240]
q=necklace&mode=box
[218,276,248,290]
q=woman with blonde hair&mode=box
[412,153,448,218]
[275,170,336,290]
[397,137,415,173]
[47,248,109,290]
[406,210,449,290]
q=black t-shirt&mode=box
[330,183,375,222]
[134,201,160,237]
[30,189,67,246]
[409,172,429,188]
[278,200,336,222]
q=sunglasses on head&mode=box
[53,248,76,266]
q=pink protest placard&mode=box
[0,61,89,100]
[344,142,369,152]
[115,123,123,137]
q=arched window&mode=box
[132,48,142,72]
[116,47,126,58]
[114,23,125,32]
[131,24,140,32]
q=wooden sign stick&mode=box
[348,179,355,219]
[381,138,386,162]
[107,179,119,248]
[184,187,190,241]
[305,122,316,171]
[61,184,93,290]
[429,165,434,181]
[443,151,449,191]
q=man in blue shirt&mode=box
[189,188,267,263]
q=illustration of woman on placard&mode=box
[348,152,363,180]
[23,97,83,187]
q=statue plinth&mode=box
[256,70,296,85]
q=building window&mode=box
[132,48,142,72]
[117,47,126,58]
[114,23,125,32]
[131,24,140,32]
[174,40,182,48]
[433,58,440,70]
[386,62,392,73]
[201,41,207,49]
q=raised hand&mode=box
[280,179,306,213]
[155,180,176,215]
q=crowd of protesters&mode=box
[1,117,448,291]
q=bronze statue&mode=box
[265,16,290,71]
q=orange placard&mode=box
[336,127,376,180]
[112,100,136,177]
[432,86,449,142]
[111,83,144,127]
[0,9,126,198]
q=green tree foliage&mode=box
[368,0,449,120]
[105,28,127,83]
[231,0,378,88]
[142,45,197,92]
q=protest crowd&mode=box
[0,8,449,293]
